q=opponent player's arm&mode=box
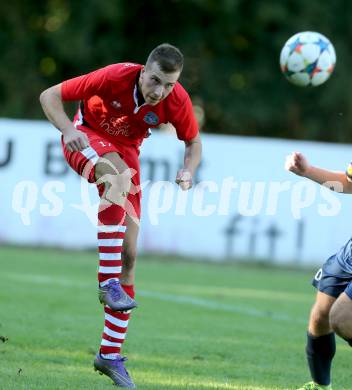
[39,84,89,152]
[176,133,202,191]
[285,151,352,193]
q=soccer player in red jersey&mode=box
[40,43,202,388]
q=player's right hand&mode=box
[175,168,193,191]
[63,128,90,152]
[285,151,310,176]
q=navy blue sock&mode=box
[306,332,335,386]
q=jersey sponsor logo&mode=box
[143,112,159,125]
[99,116,131,137]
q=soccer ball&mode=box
[280,31,336,87]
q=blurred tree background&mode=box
[1,0,352,142]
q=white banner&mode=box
[1,118,352,266]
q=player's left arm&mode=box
[176,133,202,191]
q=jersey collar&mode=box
[133,83,147,114]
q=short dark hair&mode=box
[146,43,184,73]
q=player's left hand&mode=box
[175,168,193,191]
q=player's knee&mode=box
[95,155,135,205]
[311,304,331,326]
[97,172,131,205]
[95,156,117,179]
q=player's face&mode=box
[139,61,180,106]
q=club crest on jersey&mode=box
[143,112,159,125]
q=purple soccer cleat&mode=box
[98,279,137,311]
[94,354,136,388]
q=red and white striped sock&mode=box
[97,203,126,286]
[100,284,135,359]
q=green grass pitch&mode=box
[0,246,350,389]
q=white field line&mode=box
[138,290,306,324]
[3,272,306,324]
[4,272,90,288]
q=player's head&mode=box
[139,43,183,106]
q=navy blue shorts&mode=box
[313,253,352,299]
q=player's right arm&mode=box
[285,151,352,194]
[39,84,89,152]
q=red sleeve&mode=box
[61,66,111,101]
[171,93,199,142]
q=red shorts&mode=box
[62,125,141,219]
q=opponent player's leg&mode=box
[95,152,137,312]
[329,285,352,345]
[301,291,336,389]
[297,256,348,390]
[308,291,335,336]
